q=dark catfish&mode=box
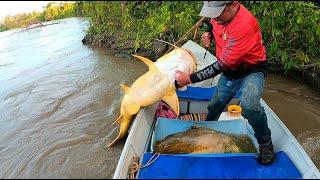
[154,126,256,154]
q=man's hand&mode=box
[175,70,191,87]
[201,32,212,48]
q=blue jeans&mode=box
[205,72,271,144]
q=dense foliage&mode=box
[75,1,202,52]
[242,1,320,72]
[1,1,319,74]
[0,2,76,31]
[75,1,320,73]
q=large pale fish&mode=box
[108,48,197,147]
[154,126,257,154]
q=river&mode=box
[0,18,319,178]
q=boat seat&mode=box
[176,86,241,101]
[137,151,302,179]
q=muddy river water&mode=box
[0,18,319,178]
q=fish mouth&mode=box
[180,48,197,72]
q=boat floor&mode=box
[137,151,302,179]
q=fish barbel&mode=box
[108,48,197,147]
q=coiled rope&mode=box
[127,153,160,179]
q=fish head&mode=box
[181,48,197,73]
[155,48,197,82]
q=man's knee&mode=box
[207,97,227,110]
[241,101,265,118]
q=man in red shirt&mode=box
[175,1,275,164]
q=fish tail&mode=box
[108,115,132,147]
[111,114,123,126]
[107,132,123,147]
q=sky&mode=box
[0,1,57,21]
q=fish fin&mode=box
[162,92,179,116]
[127,103,141,116]
[108,115,132,147]
[107,133,122,147]
[112,114,123,126]
[132,54,158,71]
[120,84,130,94]
[108,103,140,147]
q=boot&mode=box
[258,140,275,165]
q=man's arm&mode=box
[190,60,223,83]
[175,60,224,87]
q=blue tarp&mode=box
[139,118,302,179]
[137,151,302,179]
[176,86,241,101]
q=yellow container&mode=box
[227,105,242,117]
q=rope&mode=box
[166,16,206,53]
[193,25,199,41]
[127,157,140,179]
[127,153,160,179]
[140,153,160,169]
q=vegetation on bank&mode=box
[76,1,203,56]
[75,1,320,92]
[76,1,320,70]
[0,2,76,31]
[1,1,319,91]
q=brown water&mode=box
[0,18,147,178]
[263,73,320,170]
[0,18,319,178]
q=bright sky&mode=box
[0,1,57,21]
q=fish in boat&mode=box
[108,48,197,147]
[154,126,257,154]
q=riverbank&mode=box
[267,60,320,95]
[77,1,320,94]
[0,2,76,32]
[82,33,320,95]
[81,33,169,60]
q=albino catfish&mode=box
[108,48,197,147]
